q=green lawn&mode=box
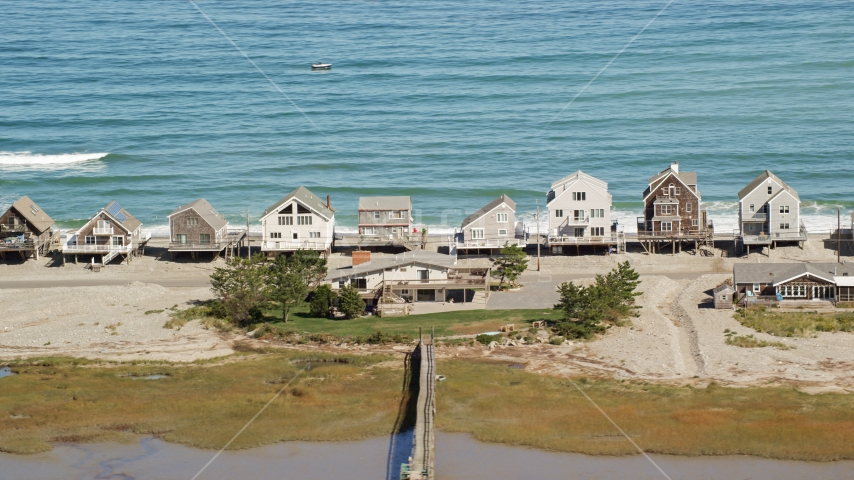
[265,307,558,338]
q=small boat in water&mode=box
[311,61,332,70]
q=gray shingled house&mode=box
[62,201,148,266]
[357,196,418,250]
[457,194,524,255]
[0,196,55,261]
[733,262,854,304]
[736,170,807,254]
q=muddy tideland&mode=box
[3,433,853,480]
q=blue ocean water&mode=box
[1,0,852,235]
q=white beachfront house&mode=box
[546,171,615,253]
[260,186,335,256]
[737,170,807,252]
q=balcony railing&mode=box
[386,278,488,287]
[93,227,114,235]
[456,238,524,248]
[548,235,616,245]
[63,243,132,253]
[0,239,35,250]
[0,224,28,233]
[261,240,330,251]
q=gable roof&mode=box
[262,186,335,220]
[169,198,228,231]
[550,170,608,191]
[101,201,142,233]
[8,196,54,234]
[733,263,854,286]
[358,196,411,211]
[644,170,699,201]
[737,170,800,201]
[326,252,457,280]
[461,194,516,229]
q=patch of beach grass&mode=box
[0,351,400,455]
[736,306,854,337]
[725,332,793,350]
[437,360,854,461]
[144,309,164,315]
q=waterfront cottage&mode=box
[638,162,712,253]
[326,251,490,315]
[62,201,146,266]
[357,196,416,249]
[736,170,806,254]
[546,171,616,254]
[0,196,55,261]
[260,186,335,256]
[456,194,525,255]
[167,198,245,260]
[733,263,854,305]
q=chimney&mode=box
[670,162,679,174]
[326,195,331,209]
[352,250,371,266]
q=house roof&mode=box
[326,252,457,280]
[737,170,800,201]
[358,196,411,211]
[461,194,516,229]
[733,263,854,286]
[550,170,608,190]
[8,196,54,234]
[714,284,734,293]
[644,164,699,201]
[169,198,228,231]
[263,186,335,220]
[103,201,141,233]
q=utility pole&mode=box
[838,208,842,264]
[246,209,250,257]
[536,199,540,272]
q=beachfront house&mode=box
[326,251,490,315]
[357,196,417,249]
[62,201,146,266]
[456,194,525,255]
[736,170,807,254]
[638,162,712,253]
[733,263,854,305]
[260,186,335,256]
[167,198,246,260]
[546,171,615,254]
[0,196,55,261]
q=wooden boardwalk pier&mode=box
[401,331,436,480]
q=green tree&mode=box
[338,283,366,319]
[267,255,308,323]
[310,284,337,318]
[287,249,329,292]
[491,243,528,288]
[209,253,267,326]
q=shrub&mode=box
[338,284,366,319]
[310,284,337,318]
[549,336,564,345]
[476,334,502,345]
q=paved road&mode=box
[0,278,211,289]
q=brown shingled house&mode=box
[168,198,245,260]
[0,196,55,261]
[62,201,147,266]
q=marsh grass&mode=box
[0,352,400,455]
[725,334,793,350]
[437,360,854,461]
[736,306,854,337]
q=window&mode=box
[498,229,507,236]
[390,211,405,219]
[297,215,312,225]
[779,285,807,297]
[590,209,604,218]
[780,206,789,214]
[660,205,673,215]
[292,232,298,240]
[309,232,321,238]
[400,289,410,295]
[686,203,692,212]
[199,233,210,244]
[573,210,585,221]
[472,229,485,239]
[187,217,199,226]
[780,223,790,230]
[749,204,755,213]
[270,232,282,239]
[97,220,110,229]
[338,280,346,289]
[374,211,380,219]
[572,192,586,201]
[418,270,430,280]
[85,236,96,245]
[362,227,377,235]
[573,227,585,237]
[555,209,564,218]
[692,219,699,227]
[661,222,673,232]
[591,227,605,236]
[768,186,773,195]
[278,216,293,226]
[496,213,508,223]
[353,278,367,289]
[111,236,123,246]
[752,283,761,293]
[675,187,681,195]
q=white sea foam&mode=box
[0,151,109,168]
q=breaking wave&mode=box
[0,151,109,168]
